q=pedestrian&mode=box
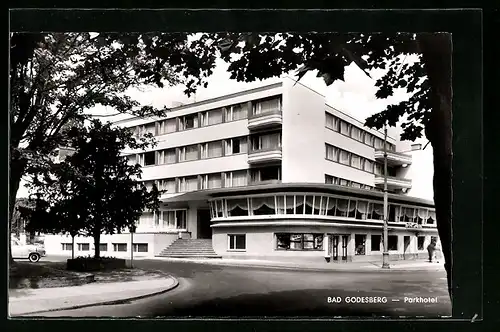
[434,241,442,263]
[427,240,436,262]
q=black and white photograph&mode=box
[8,9,476,320]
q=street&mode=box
[23,257,451,318]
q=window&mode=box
[61,243,73,251]
[364,159,374,173]
[179,114,199,130]
[202,173,222,189]
[201,109,223,126]
[126,155,136,165]
[251,132,281,151]
[144,151,156,166]
[276,233,323,250]
[225,137,248,155]
[325,113,339,131]
[228,234,246,250]
[251,166,281,183]
[158,149,176,164]
[364,133,374,146]
[179,145,199,162]
[351,126,363,142]
[374,163,383,175]
[226,199,249,216]
[135,123,156,137]
[339,150,350,165]
[225,170,248,187]
[158,118,177,134]
[427,210,436,224]
[374,137,384,149]
[417,236,425,250]
[139,211,156,228]
[340,121,350,135]
[325,174,334,184]
[99,243,108,252]
[158,178,176,193]
[388,236,398,251]
[355,235,366,255]
[371,235,381,251]
[77,243,90,251]
[179,176,198,192]
[201,141,223,159]
[113,243,128,252]
[326,144,339,161]
[351,155,362,169]
[251,196,275,215]
[226,104,248,121]
[161,210,187,229]
[253,97,281,115]
[133,243,148,252]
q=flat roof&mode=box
[162,183,434,207]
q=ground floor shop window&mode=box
[228,234,246,250]
[355,234,366,255]
[371,235,381,251]
[417,236,425,250]
[133,243,148,252]
[276,233,323,250]
[113,243,127,252]
[77,243,90,251]
[388,235,398,251]
[61,243,73,251]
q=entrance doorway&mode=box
[197,209,212,239]
[403,236,411,259]
[329,234,349,262]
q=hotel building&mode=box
[44,77,439,263]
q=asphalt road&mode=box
[28,257,451,318]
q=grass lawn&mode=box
[9,260,168,290]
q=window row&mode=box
[138,209,187,229]
[130,96,282,137]
[144,166,280,195]
[325,144,396,176]
[209,194,436,224]
[356,234,438,254]
[325,112,396,151]
[325,174,382,192]
[130,136,249,167]
[61,243,149,252]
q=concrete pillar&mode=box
[187,203,198,239]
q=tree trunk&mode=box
[93,231,101,259]
[418,33,452,299]
[9,156,26,263]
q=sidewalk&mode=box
[9,276,178,316]
[147,256,445,272]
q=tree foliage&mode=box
[23,120,162,258]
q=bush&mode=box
[66,255,126,272]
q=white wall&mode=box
[140,153,249,180]
[281,77,326,184]
[399,144,435,201]
[123,120,250,155]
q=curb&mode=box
[10,275,179,316]
[151,258,444,273]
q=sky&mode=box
[16,54,434,200]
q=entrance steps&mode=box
[157,239,221,258]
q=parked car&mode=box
[11,238,46,262]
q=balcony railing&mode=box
[248,109,283,130]
[247,147,282,164]
[374,149,412,167]
[374,175,412,190]
[248,179,282,186]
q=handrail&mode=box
[248,109,282,120]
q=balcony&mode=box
[374,149,412,167]
[374,175,412,191]
[247,147,282,165]
[248,109,283,130]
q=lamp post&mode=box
[382,125,390,269]
[381,131,424,269]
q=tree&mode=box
[178,32,452,298]
[9,32,216,260]
[24,119,162,259]
[11,198,31,238]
